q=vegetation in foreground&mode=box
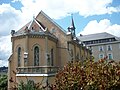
[55,58,120,90]
[0,75,7,90]
[7,58,120,90]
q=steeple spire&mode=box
[71,14,76,30]
[68,14,76,37]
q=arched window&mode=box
[34,46,39,66]
[18,47,21,67]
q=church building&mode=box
[8,11,91,89]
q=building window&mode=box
[99,54,104,59]
[107,53,113,60]
[90,46,93,53]
[68,49,74,60]
[95,40,98,44]
[51,48,54,66]
[98,40,101,43]
[34,46,39,66]
[76,53,79,60]
[107,45,112,51]
[18,47,21,67]
[99,46,104,51]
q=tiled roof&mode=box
[14,18,46,36]
[15,22,30,36]
[36,10,66,34]
[12,16,58,40]
[13,10,66,39]
[77,32,119,41]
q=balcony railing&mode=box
[16,66,59,74]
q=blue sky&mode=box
[0,0,120,66]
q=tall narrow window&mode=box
[99,54,104,59]
[18,47,21,67]
[34,46,39,66]
[71,49,73,60]
[51,49,54,66]
[108,53,113,60]
[99,46,104,51]
[76,53,79,60]
[107,45,112,51]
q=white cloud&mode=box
[11,0,21,3]
[75,0,119,17]
[0,0,120,36]
[20,0,120,19]
[0,4,24,36]
[80,19,120,37]
[0,35,11,66]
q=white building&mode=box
[78,32,120,61]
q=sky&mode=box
[0,0,120,66]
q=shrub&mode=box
[0,75,7,90]
[54,58,120,90]
[11,77,48,90]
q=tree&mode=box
[54,58,120,90]
[17,80,41,90]
[12,78,47,90]
[0,75,7,90]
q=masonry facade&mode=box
[8,11,91,89]
[78,32,120,61]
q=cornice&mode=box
[28,34,45,38]
[11,33,58,43]
[68,40,81,47]
[11,35,26,39]
[86,40,120,46]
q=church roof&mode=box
[14,17,46,36]
[36,11,66,34]
[12,15,58,40]
[12,11,69,41]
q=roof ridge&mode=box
[80,32,114,36]
[36,10,66,34]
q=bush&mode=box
[54,58,120,90]
[12,77,49,90]
[0,75,7,90]
[11,79,44,90]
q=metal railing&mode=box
[16,66,59,74]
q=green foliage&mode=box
[12,79,44,90]
[18,80,40,90]
[0,75,7,90]
[55,59,120,90]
